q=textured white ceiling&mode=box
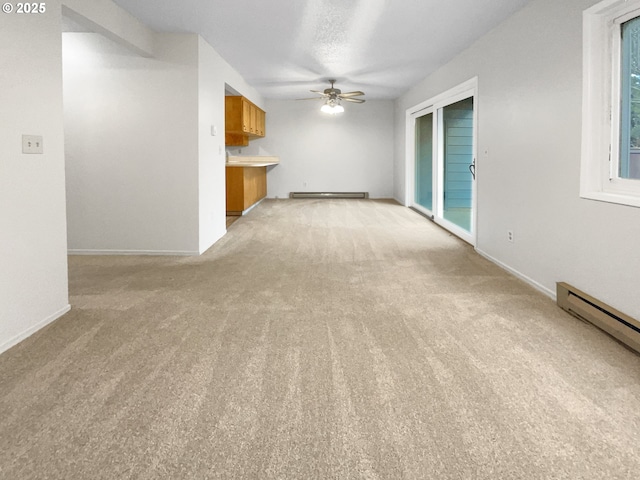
[112,0,533,99]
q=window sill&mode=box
[580,189,640,208]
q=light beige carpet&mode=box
[1,199,639,479]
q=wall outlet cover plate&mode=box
[22,135,43,154]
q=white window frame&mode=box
[582,0,640,208]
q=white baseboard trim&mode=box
[0,304,71,355]
[242,198,264,215]
[68,249,199,256]
[475,248,556,300]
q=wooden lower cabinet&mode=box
[225,166,267,215]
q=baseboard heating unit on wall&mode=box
[289,192,369,199]
[557,282,640,354]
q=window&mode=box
[619,16,640,180]
[582,0,640,207]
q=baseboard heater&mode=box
[557,282,640,353]
[289,192,369,199]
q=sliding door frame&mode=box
[410,106,437,215]
[405,77,478,246]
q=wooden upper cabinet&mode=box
[256,109,265,136]
[249,104,257,135]
[242,99,253,134]
[225,96,266,145]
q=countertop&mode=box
[226,156,280,167]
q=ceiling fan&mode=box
[297,80,365,114]
[299,79,366,103]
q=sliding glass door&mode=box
[415,112,434,211]
[442,98,474,233]
[410,83,476,245]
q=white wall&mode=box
[0,0,70,353]
[63,0,264,256]
[197,38,227,253]
[395,0,640,318]
[197,37,263,253]
[64,32,201,254]
[256,100,394,199]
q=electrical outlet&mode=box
[507,230,514,243]
[22,135,43,154]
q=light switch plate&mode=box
[211,125,217,136]
[22,135,43,154]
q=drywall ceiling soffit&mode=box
[62,13,92,32]
[113,0,533,100]
[62,2,155,57]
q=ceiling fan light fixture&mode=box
[320,103,334,114]
[321,99,344,115]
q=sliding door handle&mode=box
[469,159,476,180]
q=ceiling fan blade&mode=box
[295,97,325,101]
[339,91,365,98]
[342,97,366,103]
[309,90,328,95]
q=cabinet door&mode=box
[241,99,252,134]
[243,167,267,208]
[250,104,258,134]
[225,96,243,133]
[257,109,265,136]
[225,167,245,214]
